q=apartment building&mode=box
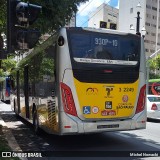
[119,0,160,57]
[88,3,119,29]
[65,14,76,27]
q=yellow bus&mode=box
[10,27,147,135]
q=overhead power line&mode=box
[77,0,96,16]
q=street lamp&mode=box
[136,2,141,35]
[141,26,146,39]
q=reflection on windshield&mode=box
[69,32,140,64]
[84,45,113,59]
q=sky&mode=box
[76,0,119,27]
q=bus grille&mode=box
[48,99,56,127]
[73,70,139,83]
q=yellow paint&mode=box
[74,78,139,119]
[21,106,26,117]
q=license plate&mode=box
[97,124,119,129]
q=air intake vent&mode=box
[48,99,56,127]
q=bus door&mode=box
[24,66,30,119]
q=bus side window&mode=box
[31,44,56,98]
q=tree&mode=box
[0,0,7,51]
[148,55,160,79]
[0,0,6,33]
[0,0,88,76]
[0,56,16,77]
[1,0,89,34]
[22,0,88,34]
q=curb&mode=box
[0,116,28,160]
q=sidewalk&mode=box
[0,101,53,160]
[0,101,27,160]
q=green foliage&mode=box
[23,0,89,34]
[149,72,160,79]
[0,57,16,77]
[17,50,54,83]
[148,54,160,79]
[149,55,160,70]
[0,0,88,34]
[0,0,88,77]
[0,0,7,34]
[149,58,157,71]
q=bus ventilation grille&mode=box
[48,99,56,127]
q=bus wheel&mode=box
[33,109,40,135]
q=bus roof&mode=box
[65,27,140,37]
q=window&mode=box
[130,8,133,13]
[26,45,56,98]
[152,7,157,11]
[69,32,140,62]
[144,40,150,43]
[145,22,150,26]
[146,5,151,9]
[153,15,157,19]
[146,14,151,18]
[151,33,156,36]
[151,41,156,44]
[130,24,133,28]
[148,96,160,102]
[151,24,156,27]
[150,49,155,53]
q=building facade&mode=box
[65,14,76,27]
[88,3,119,29]
[119,0,160,57]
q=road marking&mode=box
[115,132,131,138]
[144,142,160,150]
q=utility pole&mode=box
[136,11,141,35]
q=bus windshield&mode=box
[68,30,140,66]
